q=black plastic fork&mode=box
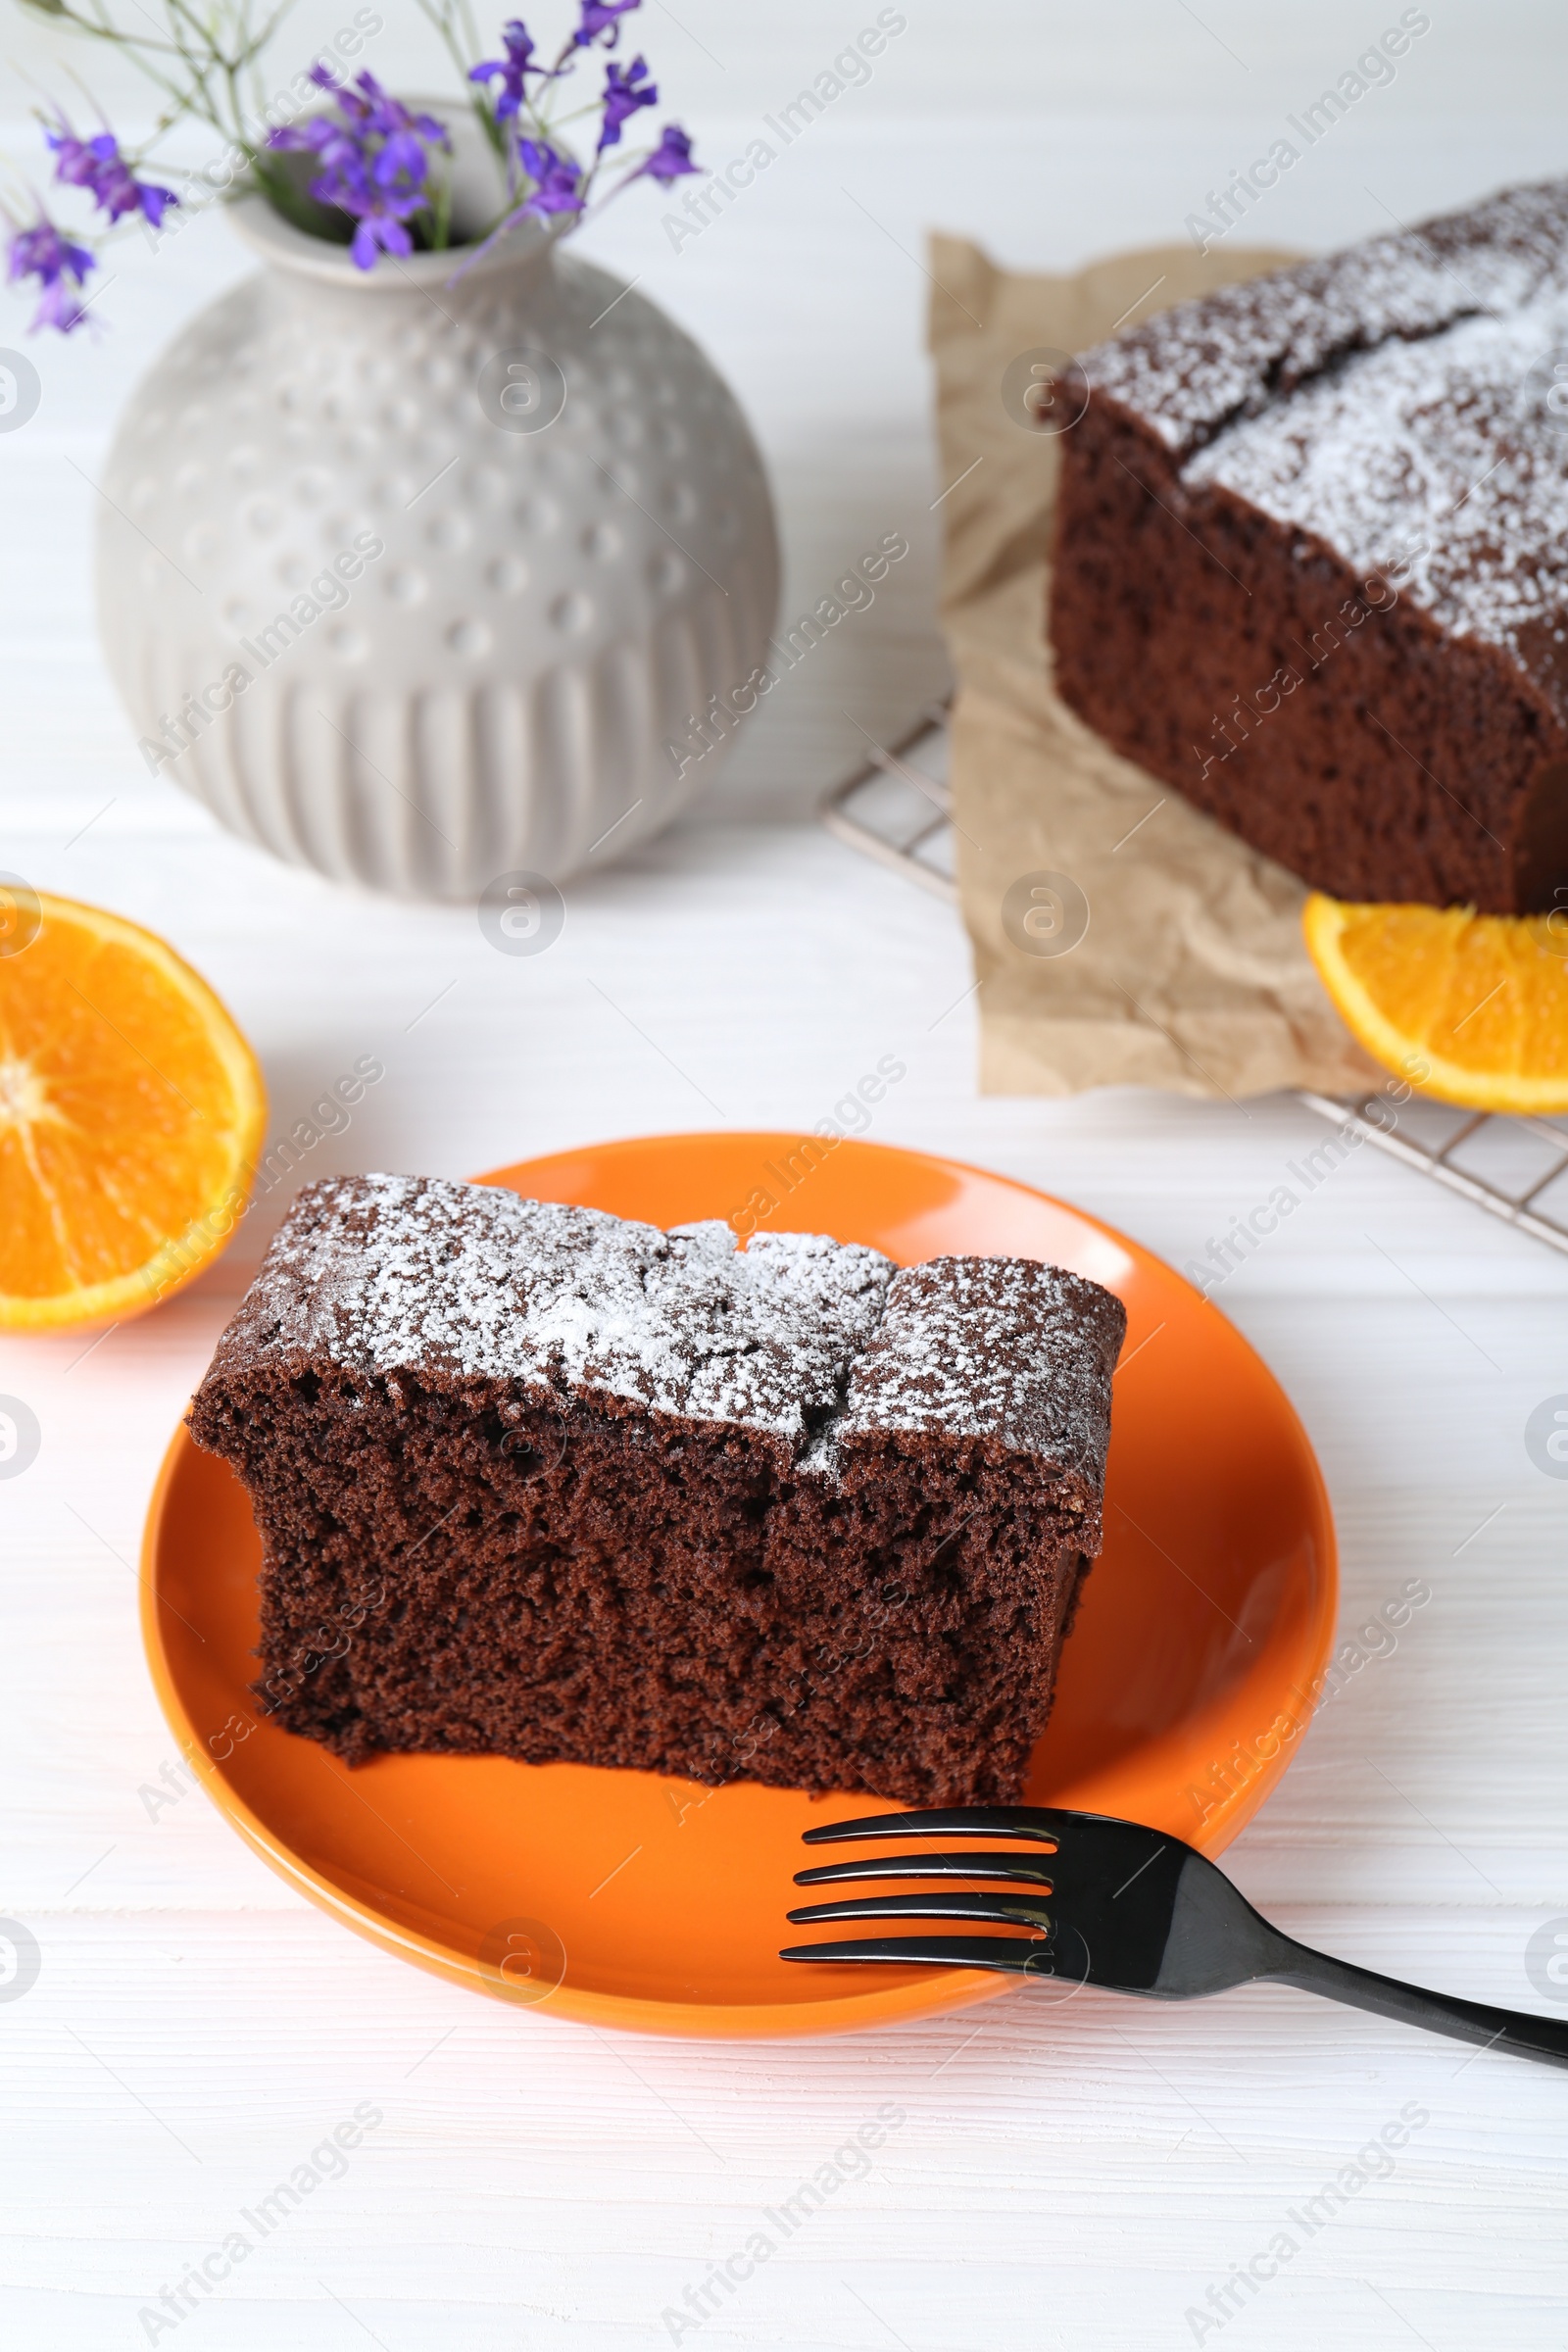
[780,1806,1568,2072]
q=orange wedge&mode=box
[0,888,266,1329]
[1303,892,1568,1113]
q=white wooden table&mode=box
[5,6,1568,2345]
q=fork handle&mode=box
[1265,1936,1568,2071]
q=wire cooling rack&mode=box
[819,700,958,902]
[818,704,1568,1258]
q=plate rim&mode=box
[140,1131,1339,2039]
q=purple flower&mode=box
[599,55,657,150]
[574,0,639,48]
[270,71,450,270]
[638,123,700,184]
[8,213,95,332]
[515,137,585,219]
[344,210,413,268]
[46,122,178,229]
[469,20,543,121]
[270,67,447,153]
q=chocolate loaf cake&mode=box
[189,1175,1126,1806]
[1052,178,1568,911]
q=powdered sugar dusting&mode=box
[1187,295,1568,657]
[226,1174,892,1449]
[214,1176,1125,1486]
[841,1255,1127,1489]
[1086,180,1568,452]
[1083,177,1568,662]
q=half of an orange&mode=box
[0,886,266,1329]
[1303,893,1568,1114]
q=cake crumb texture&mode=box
[190,1176,1126,1806]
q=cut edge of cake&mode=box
[188,1174,1127,1805]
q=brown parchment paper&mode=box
[927,234,1382,1100]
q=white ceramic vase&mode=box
[95,118,779,900]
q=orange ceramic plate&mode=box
[140,1134,1337,2038]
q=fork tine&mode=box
[779,1934,1047,1973]
[802,1807,1066,1846]
[795,1851,1054,1888]
[788,1889,1052,1930]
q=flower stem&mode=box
[429,160,453,252]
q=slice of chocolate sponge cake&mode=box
[188,1174,1126,1806]
[1052,177,1568,911]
